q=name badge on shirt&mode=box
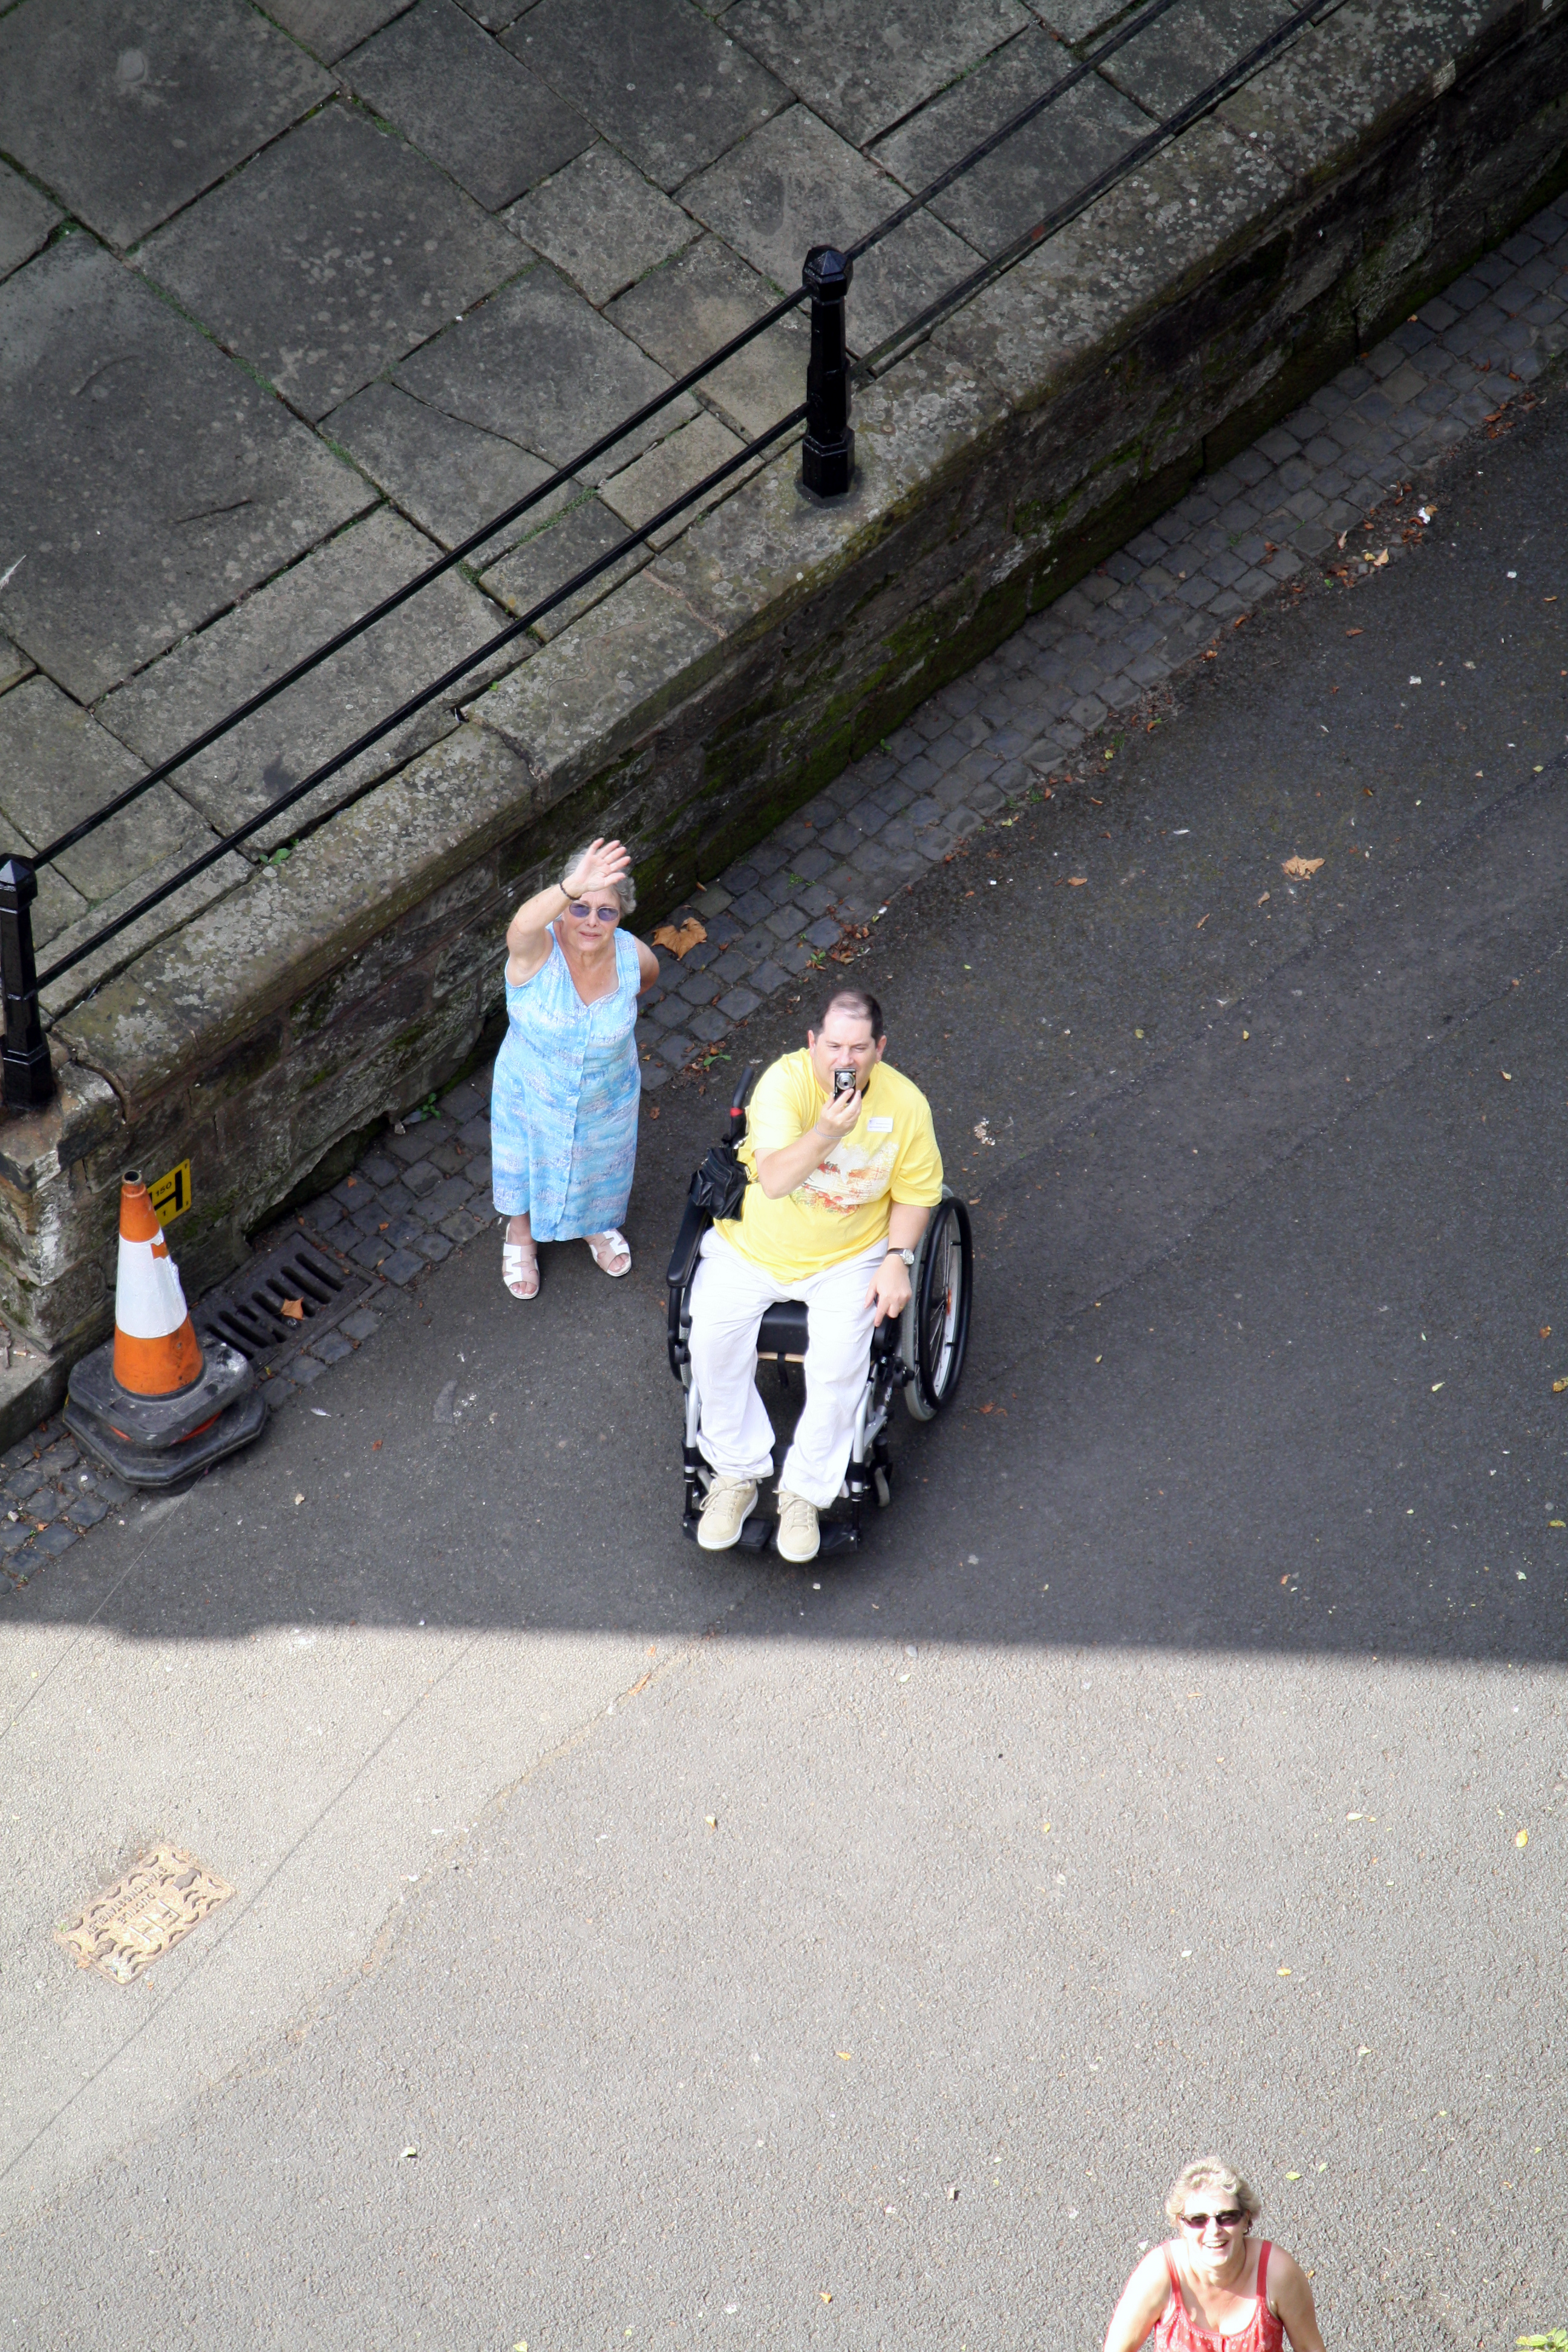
[867,1116,893,1132]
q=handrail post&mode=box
[0,857,54,1109]
[801,244,855,498]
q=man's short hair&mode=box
[815,986,884,1038]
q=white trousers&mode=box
[688,1230,886,1511]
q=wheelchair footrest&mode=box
[682,1511,774,1550]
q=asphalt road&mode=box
[1,379,1565,2350]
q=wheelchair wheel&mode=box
[902,1193,972,1420]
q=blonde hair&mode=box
[1165,2157,1261,2229]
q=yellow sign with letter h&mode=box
[148,1160,192,1226]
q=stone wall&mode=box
[1,0,1564,1434]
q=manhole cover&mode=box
[194,1234,370,1370]
[57,1846,234,1983]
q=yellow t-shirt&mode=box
[715,1050,944,1285]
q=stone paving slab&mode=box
[604,235,812,439]
[393,261,697,480]
[263,0,416,64]
[0,160,60,284]
[143,103,523,420]
[1100,0,1299,117]
[37,849,255,1025]
[322,381,566,555]
[0,0,331,252]
[724,0,1033,148]
[598,410,757,550]
[97,508,517,856]
[682,103,981,353]
[0,238,373,702]
[340,0,593,212]
[0,678,218,937]
[502,0,788,192]
[470,571,722,784]
[478,497,653,638]
[506,142,696,307]
[873,26,1152,260]
[0,638,34,698]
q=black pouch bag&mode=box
[687,1063,758,1221]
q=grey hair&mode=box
[1165,2157,1261,2229]
[562,844,635,914]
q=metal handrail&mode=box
[1,0,1328,1106]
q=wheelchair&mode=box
[665,1066,973,1553]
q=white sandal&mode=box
[502,1236,539,1299]
[586,1227,631,1278]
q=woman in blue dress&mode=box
[491,837,659,1299]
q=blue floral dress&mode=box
[490,926,641,1240]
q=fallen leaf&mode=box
[1516,1829,1529,1847]
[279,1297,305,1321]
[293,1492,304,1506]
[704,1815,717,1829]
[1067,875,1088,887]
[1195,913,1209,929]
[836,2051,852,2060]
[1539,1327,1550,1339]
[1281,856,1324,878]
[400,2146,418,2161]
[1368,547,1389,568]
[1431,1382,1445,1393]
[821,2293,833,2305]
[1202,647,1218,661]
[653,917,707,959]
[1501,1070,1512,1080]
[1256,891,1270,906]
[371,1439,383,1451]
[1346,627,1364,637]
[1278,1967,1292,1976]
[1553,1379,1568,1395]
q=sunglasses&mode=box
[566,901,620,923]
[1180,2210,1244,2233]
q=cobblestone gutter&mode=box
[0,0,1563,1433]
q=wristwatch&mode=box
[886,1247,916,1267]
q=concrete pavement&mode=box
[1,353,1566,2344]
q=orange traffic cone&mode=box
[65,1170,266,1488]
[112,1175,204,1396]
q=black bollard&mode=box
[801,244,854,498]
[0,856,55,1109]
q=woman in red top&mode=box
[1103,2157,1326,2352]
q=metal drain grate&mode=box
[195,1235,371,1369]
[57,1846,234,1983]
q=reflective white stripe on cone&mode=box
[113,1176,204,1396]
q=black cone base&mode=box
[65,1386,267,1489]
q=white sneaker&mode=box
[775,1487,820,1562]
[696,1473,757,1550]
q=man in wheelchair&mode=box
[683,986,944,1563]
